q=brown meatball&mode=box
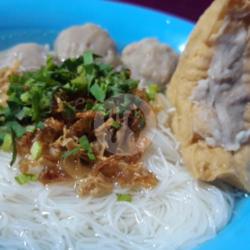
[122,39,178,90]
[54,23,118,65]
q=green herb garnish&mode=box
[1,133,12,152]
[116,193,132,202]
[15,173,38,185]
[79,135,96,161]
[30,141,42,160]
[111,120,121,129]
[7,121,25,138]
[25,125,36,133]
[83,51,94,65]
[91,103,108,115]
[36,121,44,130]
[90,82,106,102]
[1,52,138,129]
[63,135,96,161]
[0,52,139,164]
[63,147,81,159]
[146,83,159,101]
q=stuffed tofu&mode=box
[168,0,250,191]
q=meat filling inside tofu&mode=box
[191,14,250,151]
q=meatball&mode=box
[122,39,178,90]
[54,23,117,65]
[0,43,48,71]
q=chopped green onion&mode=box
[79,135,96,161]
[15,173,38,185]
[8,121,25,138]
[31,90,41,122]
[85,101,94,110]
[0,51,141,165]
[77,65,84,74]
[83,51,94,65]
[16,107,32,120]
[25,125,36,133]
[1,133,12,152]
[91,103,107,115]
[63,136,96,161]
[20,92,30,103]
[70,73,88,91]
[87,152,96,161]
[116,193,132,202]
[90,83,106,102]
[45,55,55,70]
[63,147,80,159]
[146,83,159,101]
[111,120,121,129]
[30,141,42,160]
[36,121,44,130]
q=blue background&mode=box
[0,0,249,249]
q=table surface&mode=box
[116,0,213,22]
